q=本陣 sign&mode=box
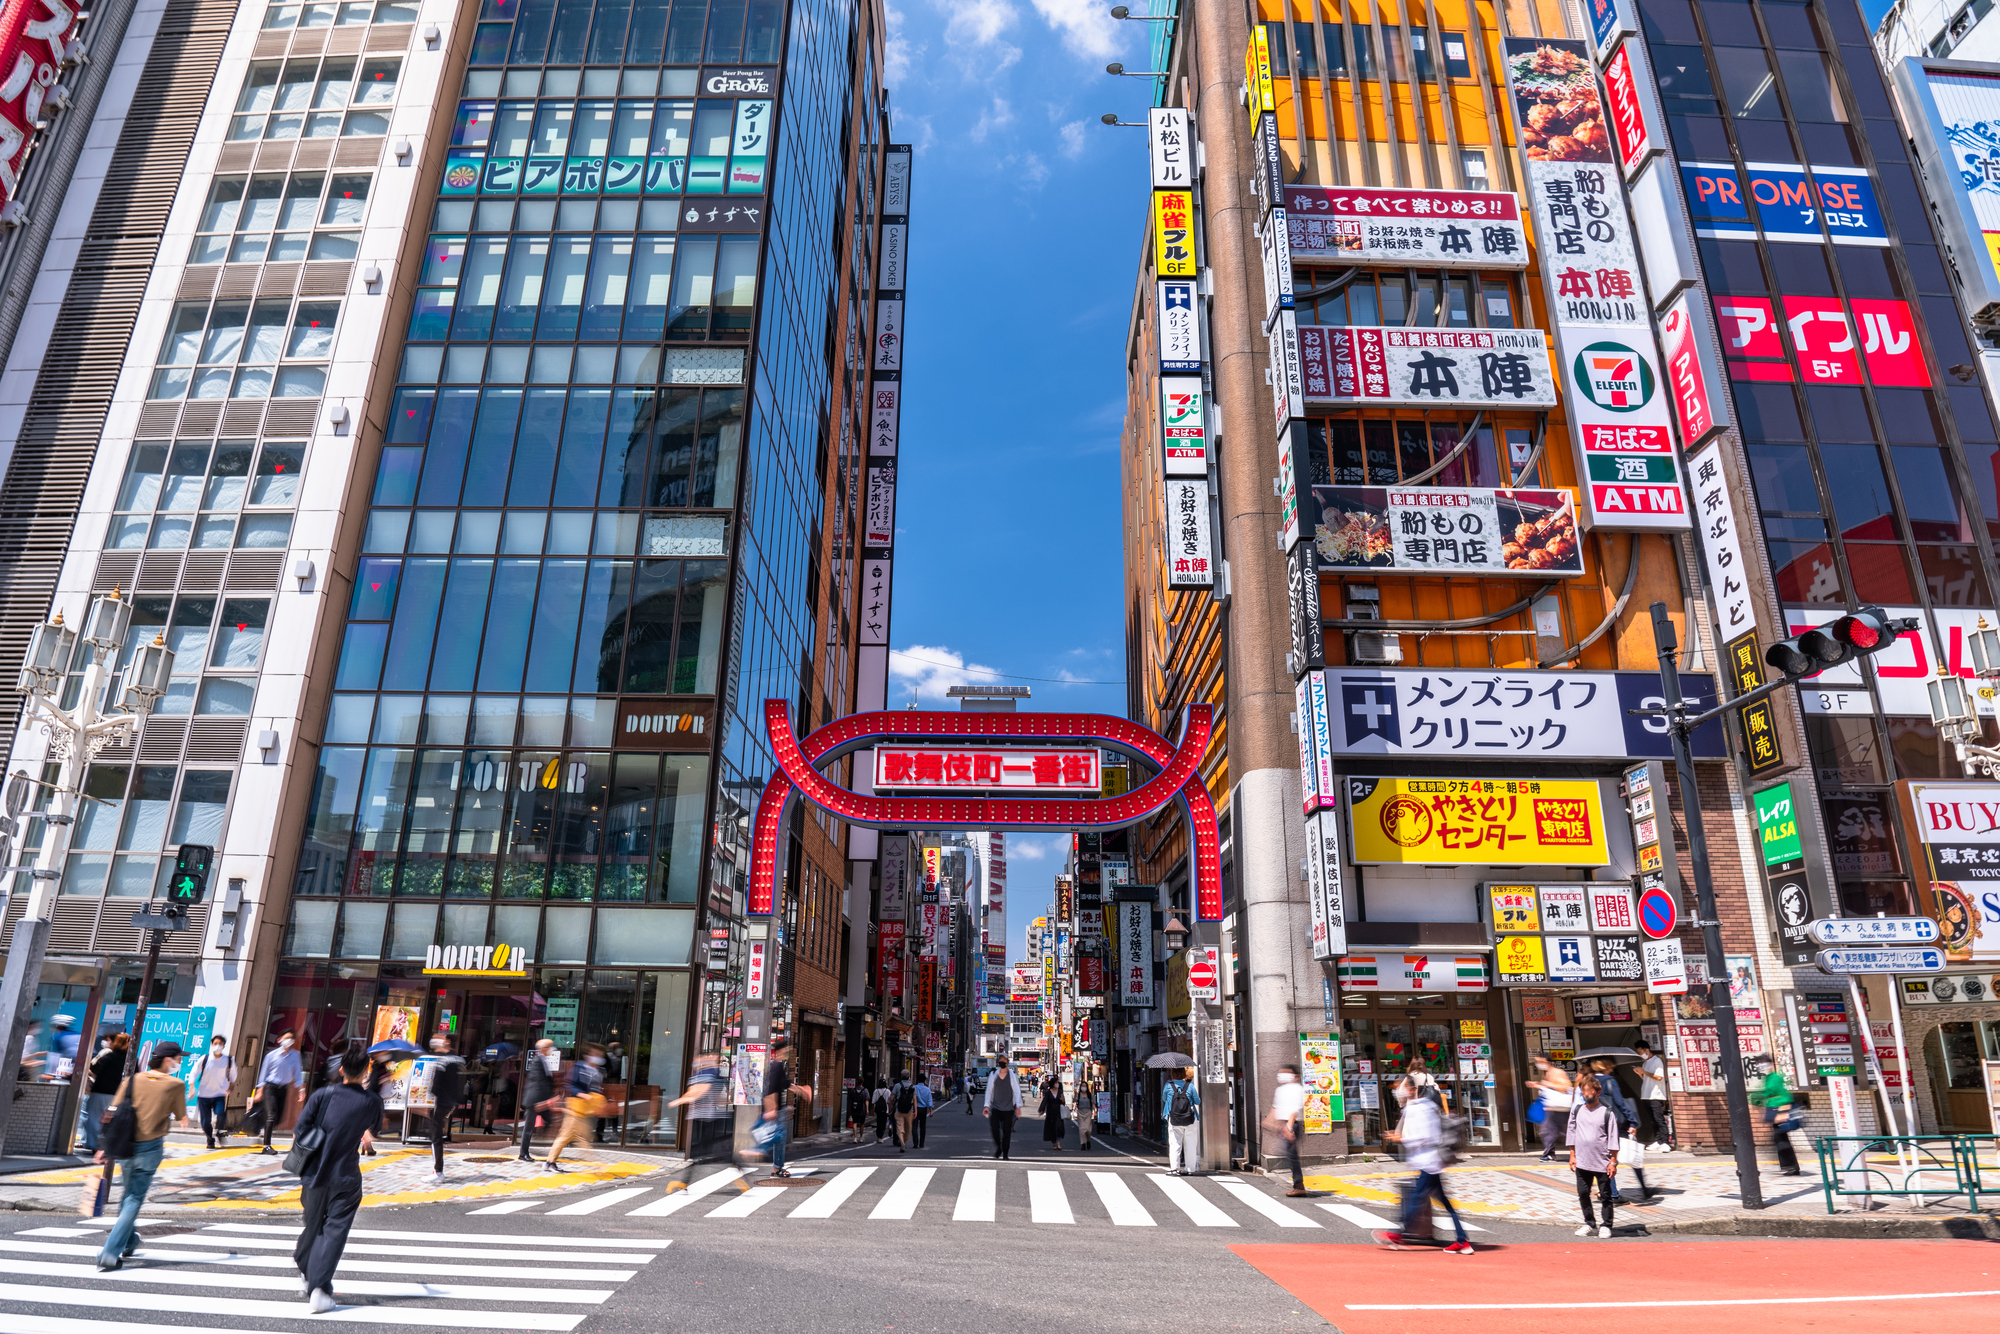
[1310,485,1581,577]
[1296,325,1557,407]
[1165,478,1215,589]
[1346,777,1609,866]
[1281,184,1528,268]
[1118,900,1156,1009]
[1317,667,1726,761]
[873,747,1100,792]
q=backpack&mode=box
[1437,1112,1469,1168]
[1168,1080,1197,1126]
[896,1082,915,1112]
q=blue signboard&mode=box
[1681,160,1889,246]
[1814,947,1946,974]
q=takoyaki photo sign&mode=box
[1282,184,1529,269]
[1310,485,1584,577]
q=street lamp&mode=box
[1924,657,2000,777]
[0,588,173,1150]
[1163,914,1188,953]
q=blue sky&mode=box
[879,0,1160,918]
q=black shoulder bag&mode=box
[99,1075,139,1162]
[283,1097,327,1177]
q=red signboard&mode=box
[1716,294,1930,388]
[1658,294,1722,446]
[1602,44,1653,174]
[873,746,1101,791]
[746,940,767,1000]
[1782,295,1862,385]
[0,0,82,199]
[1849,298,1930,387]
[916,956,937,1022]
[878,923,905,1007]
[1077,954,1105,994]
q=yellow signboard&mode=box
[1152,189,1196,278]
[1489,884,1539,934]
[1459,1018,1487,1040]
[1245,25,1276,120]
[1346,777,1609,866]
[1495,934,1548,983]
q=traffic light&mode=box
[169,843,213,907]
[1764,607,1917,680]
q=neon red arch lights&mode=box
[749,701,1222,921]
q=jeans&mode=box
[100,1136,165,1264]
[1168,1121,1200,1173]
[1401,1169,1468,1243]
[990,1108,1016,1157]
[768,1122,789,1174]
[1277,1129,1303,1189]
[296,1177,362,1295]
[1576,1168,1616,1227]
[198,1095,228,1144]
[913,1108,929,1147]
[79,1092,110,1151]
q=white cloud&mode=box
[889,644,1008,703]
[899,112,938,154]
[942,0,1018,48]
[1057,119,1087,159]
[970,96,1015,143]
[1026,0,1122,59]
[1007,834,1068,862]
[885,0,917,85]
[998,150,1049,186]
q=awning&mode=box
[1337,952,1490,992]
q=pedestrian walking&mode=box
[662,1052,743,1193]
[1634,1041,1672,1150]
[252,1030,302,1154]
[1526,1055,1571,1162]
[757,1039,810,1179]
[93,1041,187,1270]
[983,1056,1022,1159]
[190,1035,239,1149]
[78,1033,129,1152]
[893,1072,917,1151]
[1267,1063,1308,1196]
[872,1079,894,1144]
[47,1014,80,1079]
[425,1036,467,1181]
[292,1046,384,1313]
[1375,1075,1472,1253]
[912,1077,933,1148]
[845,1081,869,1143]
[1039,1073,1066,1150]
[545,1041,607,1172]
[1567,1073,1622,1236]
[1163,1065,1201,1174]
[1750,1057,1804,1176]
[517,1039,557,1161]
[1587,1056,1648,1200]
[1073,1069,1098,1151]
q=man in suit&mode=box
[292,1046,383,1312]
[517,1038,557,1162]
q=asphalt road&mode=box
[5,1100,1995,1333]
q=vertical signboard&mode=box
[1152,189,1197,278]
[1306,808,1346,959]
[1658,293,1728,447]
[1754,780,1832,966]
[1148,107,1193,190]
[1268,310,1305,434]
[1600,39,1662,180]
[1157,280,1201,373]
[1118,899,1156,1009]
[1165,479,1215,588]
[1502,38,1688,532]
[1896,64,2000,325]
[1260,208,1296,323]
[1159,377,1210,476]
[1286,536,1324,675]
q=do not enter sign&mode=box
[1187,946,1219,1001]
[1639,885,1677,939]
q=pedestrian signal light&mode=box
[170,843,213,905]
[1763,607,1915,680]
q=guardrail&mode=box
[1812,1134,1999,1213]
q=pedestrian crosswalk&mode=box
[0,1219,666,1332]
[460,1166,1495,1236]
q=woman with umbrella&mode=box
[1038,1070,1066,1150]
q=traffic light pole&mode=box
[122,926,167,1082]
[1647,602,1765,1211]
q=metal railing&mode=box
[1812,1135,1999,1213]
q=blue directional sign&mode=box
[1813,947,1945,974]
[1807,917,1939,946]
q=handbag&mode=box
[282,1123,327,1177]
[78,1169,111,1219]
[1526,1094,1546,1125]
[99,1076,139,1163]
[565,1092,608,1117]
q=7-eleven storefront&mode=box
[1336,949,1510,1151]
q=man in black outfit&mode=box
[425,1036,467,1181]
[292,1046,382,1313]
[982,1056,1021,1160]
[517,1038,556,1162]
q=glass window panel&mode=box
[539,236,592,339]
[147,515,192,551]
[657,754,706,902]
[575,100,615,156]
[309,231,360,261]
[347,747,415,895]
[211,599,270,668]
[382,556,447,689]
[199,177,246,233]
[496,237,549,340]
[62,854,110,897]
[236,513,294,547]
[546,0,592,61]
[1919,543,1991,607]
[450,237,510,341]
[460,388,524,509]
[118,767,178,850]
[612,99,654,157]
[600,752,658,901]
[1714,45,1783,119]
[286,301,338,359]
[387,900,437,954]
[117,444,168,511]
[1820,443,1898,538]
[1747,442,1821,512]
[647,387,698,506]
[667,233,714,334]
[541,904,589,960]
[231,366,274,399]
[1777,49,1844,123]
[74,766,130,852]
[158,444,210,513]
[169,771,232,846]
[157,303,209,369]
[553,387,610,504]
[418,388,481,505]
[201,304,250,364]
[581,237,633,341]
[525,558,588,692]
[531,101,575,158]
[299,2,335,26]
[229,233,273,263]
[318,173,370,227]
[692,386,742,507]
[335,622,388,690]
[312,56,355,110]
[476,559,539,692]
[625,235,675,341]
[238,176,286,231]
[335,900,386,957]
[430,558,494,691]
[355,56,399,107]
[674,558,725,693]
[1892,446,1968,541]
[192,514,236,547]
[244,300,290,363]
[108,856,158,897]
[352,556,402,619]
[621,559,680,692]
[196,677,256,715]
[574,558,634,693]
[251,442,305,505]
[1846,542,1915,602]
[703,0,744,60]
[492,100,536,156]
[509,388,565,506]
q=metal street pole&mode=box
[123,927,167,1081]
[1649,602,1764,1210]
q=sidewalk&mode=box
[0,1121,855,1215]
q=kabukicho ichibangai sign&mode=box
[1502,38,1689,532]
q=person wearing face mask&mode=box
[94,1042,187,1270]
[545,1041,608,1172]
[517,1038,558,1161]
[1267,1063,1309,1196]
[1376,1075,1473,1253]
[253,1031,303,1154]
[192,1036,240,1149]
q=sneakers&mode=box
[1373,1230,1409,1249]
[543,1162,566,1173]
[1538,1153,1556,1163]
[307,1289,337,1314]
[95,1255,121,1272]
[1443,1241,1474,1255]
[429,1171,445,1184]
[1575,1224,1595,1237]
[297,1279,310,1298]
[1286,1189,1309,1197]
[1598,1225,1613,1238]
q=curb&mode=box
[1643,1212,2000,1240]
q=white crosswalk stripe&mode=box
[0,1221,665,1333]
[706,1185,789,1217]
[1212,1180,1321,1227]
[1149,1174,1238,1226]
[952,1168,996,1221]
[625,1167,747,1216]
[546,1186,653,1216]
[1026,1171,1073,1224]
[869,1166,936,1219]
[1315,1199,1488,1233]
[790,1166,877,1218]
[1086,1172,1155,1226]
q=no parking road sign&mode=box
[1638,884,1677,939]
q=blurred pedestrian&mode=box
[1526,1055,1571,1163]
[425,1036,467,1182]
[1375,1075,1472,1253]
[253,1030,302,1154]
[94,1042,186,1271]
[545,1041,606,1172]
[1588,1056,1645,1201]
[1750,1057,1803,1176]
[662,1052,742,1194]
[293,1046,383,1312]
[78,1033,129,1153]
[1567,1073,1621,1237]
[1634,1041,1672,1150]
[191,1035,239,1149]
[1268,1063,1307,1195]
[758,1039,810,1179]
[517,1038,557,1162]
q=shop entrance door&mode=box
[1925,1021,1997,1132]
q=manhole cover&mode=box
[461,1156,518,1164]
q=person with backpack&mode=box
[892,1071,917,1151]
[1375,1074,1473,1253]
[871,1079,894,1144]
[191,1035,240,1149]
[982,1056,1023,1159]
[1163,1064,1201,1174]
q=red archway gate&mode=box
[750,701,1221,921]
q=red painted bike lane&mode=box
[1231,1239,2000,1333]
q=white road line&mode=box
[0,1281,586,1330]
[952,1169,996,1222]
[1148,1175,1237,1227]
[705,1186,788,1218]
[1212,1181,1321,1228]
[203,1223,672,1248]
[143,1235,657,1264]
[0,1241,634,1282]
[464,1199,541,1215]
[1316,1201,1395,1230]
[1086,1172,1155,1226]
[546,1187,653,1216]
[788,1167,877,1219]
[1347,1290,2000,1311]
[626,1168,746,1217]
[868,1166,936,1219]
[18,1229,97,1238]
[0,1257,613,1303]
[1027,1171,1074,1224]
